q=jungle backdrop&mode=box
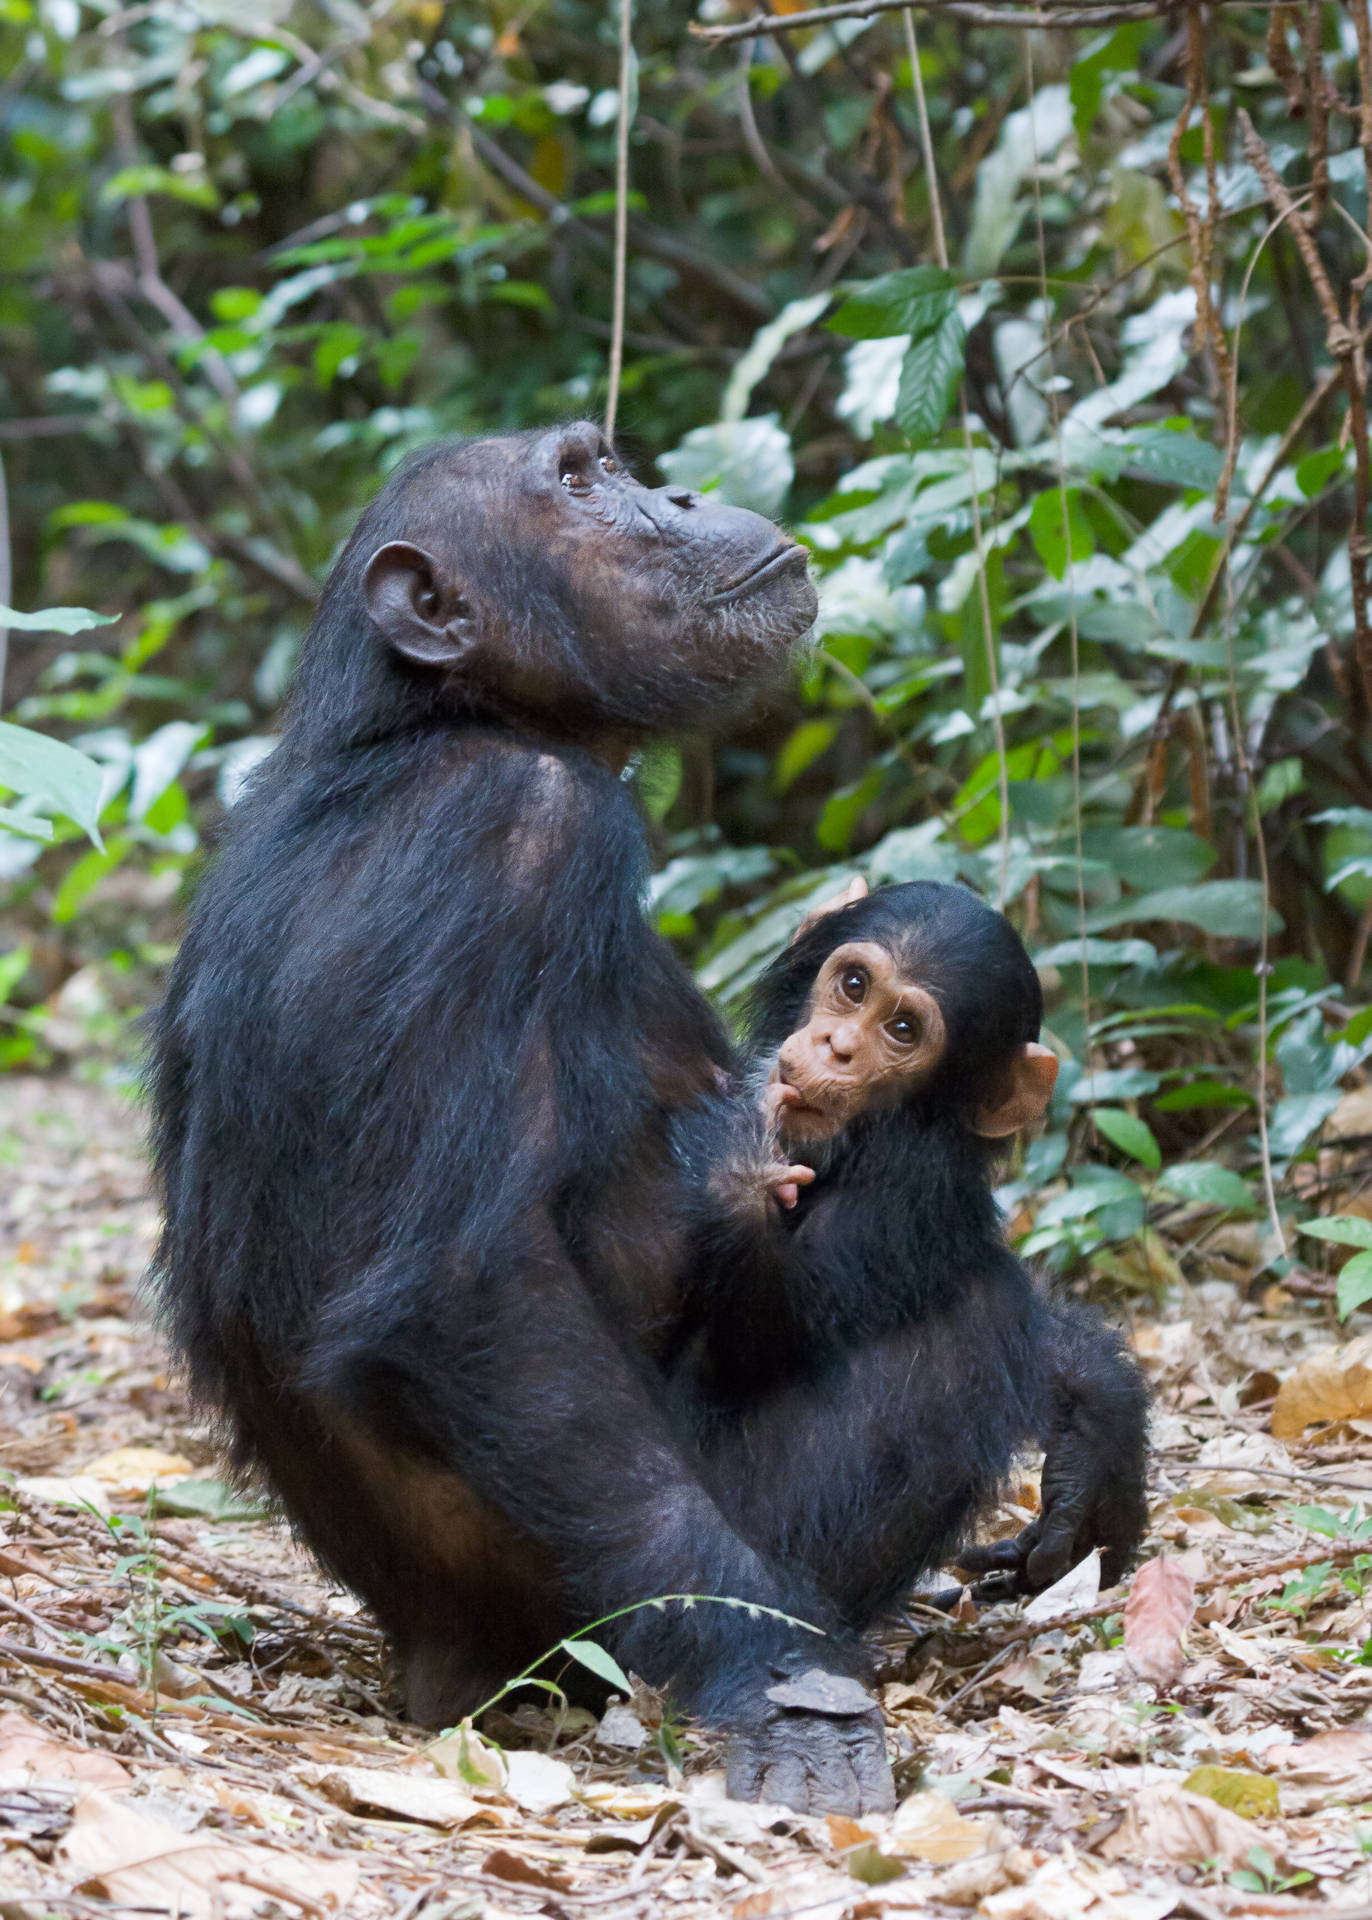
[7,0,1372,1307]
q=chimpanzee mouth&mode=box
[709,543,810,604]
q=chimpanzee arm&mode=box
[959,1300,1149,1591]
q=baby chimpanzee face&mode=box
[772,940,948,1142]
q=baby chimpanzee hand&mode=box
[726,1669,894,1815]
[760,1080,817,1209]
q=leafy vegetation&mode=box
[6,1,1372,1310]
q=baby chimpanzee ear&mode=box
[793,874,869,942]
[972,1042,1059,1138]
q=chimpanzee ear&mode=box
[363,541,476,669]
[794,874,869,942]
[972,1042,1059,1139]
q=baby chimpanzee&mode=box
[669,879,1148,1686]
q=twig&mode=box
[697,0,1207,42]
[605,0,634,442]
[0,447,9,710]
[1240,106,1372,714]
[952,1538,1367,1653]
[904,7,1009,902]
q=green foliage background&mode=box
[5,0,1372,1302]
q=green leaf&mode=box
[52,834,130,922]
[634,743,681,824]
[817,766,884,853]
[1299,1215,1372,1250]
[1154,1081,1256,1113]
[1086,881,1278,940]
[157,1478,269,1522]
[0,721,105,845]
[0,806,53,841]
[1122,428,1225,492]
[1093,1107,1160,1171]
[0,603,117,634]
[894,311,965,441]
[560,1637,631,1692]
[1337,1251,1372,1320]
[775,719,839,793]
[1028,487,1095,580]
[1295,445,1345,498]
[1158,1161,1257,1212]
[827,266,956,340]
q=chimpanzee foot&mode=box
[725,1670,895,1816]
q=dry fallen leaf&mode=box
[1123,1555,1196,1686]
[83,1444,193,1494]
[890,1789,998,1862]
[500,1748,576,1814]
[1269,1725,1372,1793]
[1099,1782,1271,1870]
[58,1786,358,1918]
[1272,1333,1372,1438]
[1023,1548,1102,1622]
[311,1762,497,1828]
[0,1713,132,1792]
[480,1846,574,1892]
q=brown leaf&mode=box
[58,1787,357,1918]
[890,1790,997,1863]
[1271,1332,1372,1438]
[1123,1554,1196,1686]
[1099,1782,1266,1869]
[311,1763,490,1828]
[0,1713,132,1791]
[1269,1725,1372,1789]
[480,1847,574,1891]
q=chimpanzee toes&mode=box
[725,1696,894,1817]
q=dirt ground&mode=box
[1,1073,1371,1920]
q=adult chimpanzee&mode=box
[668,879,1149,1803]
[149,425,1141,1819]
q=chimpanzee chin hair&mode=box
[744,879,1044,1122]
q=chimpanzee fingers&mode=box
[1023,1498,1088,1591]
[957,1534,1032,1576]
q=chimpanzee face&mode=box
[772,941,948,1142]
[361,422,817,733]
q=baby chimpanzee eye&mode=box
[600,453,619,475]
[887,1014,921,1045]
[840,967,867,1002]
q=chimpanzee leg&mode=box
[690,1301,1042,1626]
[297,1229,877,1727]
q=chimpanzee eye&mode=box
[839,966,867,1003]
[887,1014,921,1046]
[560,461,593,495]
[600,453,619,475]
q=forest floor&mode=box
[1,1074,1371,1920]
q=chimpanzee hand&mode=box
[725,1669,895,1815]
[959,1422,1140,1594]
[760,1081,817,1209]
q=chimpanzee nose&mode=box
[822,1020,858,1064]
[665,488,699,510]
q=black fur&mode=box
[147,426,879,1759]
[146,429,1139,1818]
[669,882,1149,1617]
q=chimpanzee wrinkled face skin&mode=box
[291,422,818,753]
[772,941,949,1142]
